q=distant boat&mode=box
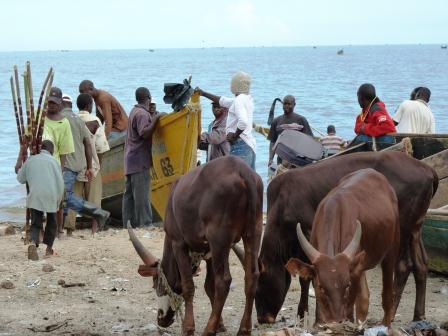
[442,45,447,49]
[313,46,317,49]
[148,49,155,52]
[337,49,344,55]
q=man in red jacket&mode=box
[354,83,396,145]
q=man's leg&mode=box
[43,213,57,256]
[87,172,102,234]
[122,174,135,228]
[65,180,84,236]
[131,171,152,227]
[63,168,84,213]
[230,139,256,170]
[28,209,43,260]
[64,168,110,229]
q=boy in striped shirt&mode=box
[320,125,346,156]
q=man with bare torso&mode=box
[79,80,128,140]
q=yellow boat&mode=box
[100,91,201,222]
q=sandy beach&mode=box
[0,225,447,335]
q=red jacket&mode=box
[354,101,396,137]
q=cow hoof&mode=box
[202,331,216,336]
[217,323,227,333]
[257,314,276,324]
[237,329,251,336]
[183,330,195,336]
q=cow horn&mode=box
[296,223,321,263]
[232,244,245,265]
[127,221,158,266]
[342,220,362,260]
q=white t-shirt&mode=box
[219,94,256,151]
[394,100,435,134]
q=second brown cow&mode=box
[286,168,400,326]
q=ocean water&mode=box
[1,45,447,221]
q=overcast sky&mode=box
[0,0,446,51]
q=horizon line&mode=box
[0,42,446,54]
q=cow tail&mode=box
[431,168,439,197]
[239,166,260,230]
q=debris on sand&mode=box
[26,278,41,288]
[111,323,130,333]
[58,279,86,288]
[28,318,72,332]
[140,323,158,332]
[1,279,15,289]
[42,264,54,272]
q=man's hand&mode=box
[226,132,237,143]
[360,123,366,134]
[15,160,22,174]
[194,87,203,96]
[85,168,94,182]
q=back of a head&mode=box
[135,87,151,103]
[231,71,251,95]
[79,80,94,93]
[416,87,431,102]
[358,83,376,101]
[77,93,93,111]
[327,125,336,134]
[410,87,422,100]
[41,140,54,154]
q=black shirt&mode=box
[267,112,313,143]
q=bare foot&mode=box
[66,228,74,237]
[45,247,57,258]
[91,219,98,235]
[28,245,39,261]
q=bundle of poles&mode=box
[10,62,54,243]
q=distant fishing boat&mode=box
[441,45,447,49]
[337,49,344,55]
[148,49,155,52]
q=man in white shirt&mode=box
[195,71,256,169]
[394,87,435,134]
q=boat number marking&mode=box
[160,158,175,177]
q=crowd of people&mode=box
[14,71,436,260]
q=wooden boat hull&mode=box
[100,92,201,222]
[423,215,448,275]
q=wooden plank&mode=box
[319,142,367,162]
[422,148,448,179]
[430,178,448,209]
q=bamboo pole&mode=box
[36,71,54,153]
[14,66,26,147]
[10,76,23,143]
[23,71,32,142]
[26,62,35,148]
[34,68,53,141]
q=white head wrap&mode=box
[230,71,251,95]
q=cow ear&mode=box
[285,258,315,280]
[350,251,367,276]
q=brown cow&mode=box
[286,169,400,326]
[127,156,263,336]
[255,151,437,325]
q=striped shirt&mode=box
[320,134,345,155]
